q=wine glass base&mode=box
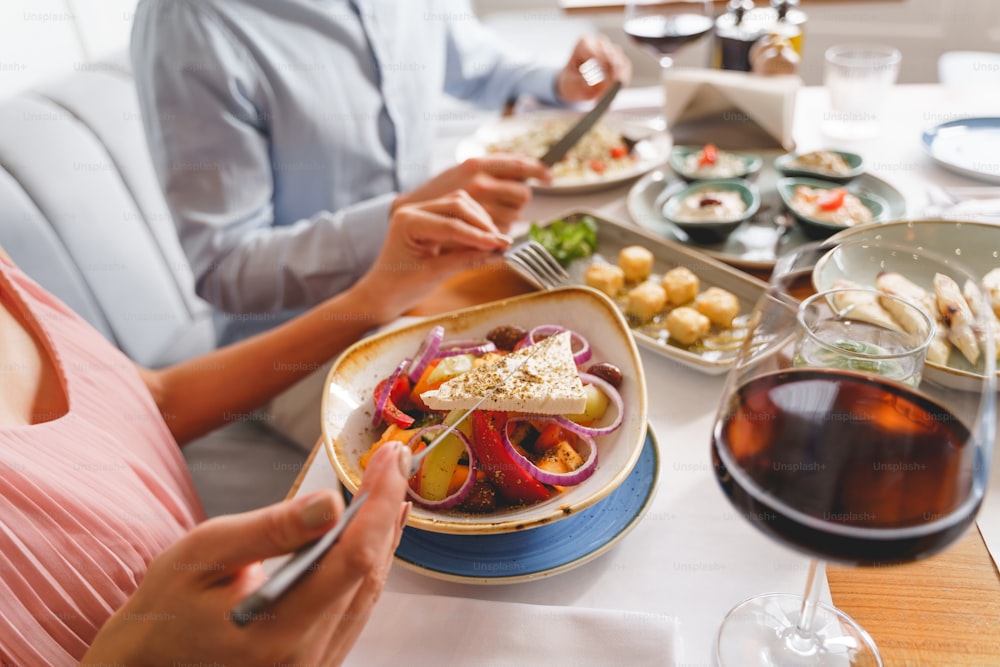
[717,593,883,667]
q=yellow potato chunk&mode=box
[695,287,740,328]
[618,245,654,283]
[662,266,700,305]
[625,281,667,323]
[584,261,625,298]
[666,306,711,345]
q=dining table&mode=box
[286,82,1000,666]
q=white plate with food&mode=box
[521,210,768,374]
[456,109,671,194]
[814,219,1000,388]
[322,286,648,535]
[627,150,907,271]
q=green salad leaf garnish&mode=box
[528,215,598,267]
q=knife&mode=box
[539,79,622,167]
[229,336,551,626]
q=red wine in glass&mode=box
[712,368,983,566]
[625,13,715,60]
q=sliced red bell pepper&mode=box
[373,375,414,428]
[471,410,552,505]
[817,187,847,211]
[698,143,718,166]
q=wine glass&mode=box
[624,0,714,73]
[711,238,997,666]
[624,0,714,130]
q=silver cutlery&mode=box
[504,240,571,291]
[540,79,622,167]
[579,57,606,87]
[943,186,1000,200]
[926,184,1000,220]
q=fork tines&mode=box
[504,240,571,291]
[579,58,606,87]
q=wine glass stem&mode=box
[659,56,675,72]
[786,559,826,653]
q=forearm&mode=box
[149,280,391,445]
[443,7,562,108]
[193,195,395,314]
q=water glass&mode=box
[823,44,901,140]
[795,288,932,387]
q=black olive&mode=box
[460,481,497,513]
[586,361,623,388]
[486,325,528,351]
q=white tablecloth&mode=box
[291,83,1000,666]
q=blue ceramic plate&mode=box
[922,117,1000,184]
[391,426,660,584]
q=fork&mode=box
[925,184,1000,220]
[578,57,606,87]
[504,240,571,291]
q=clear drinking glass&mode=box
[711,238,996,666]
[794,288,932,387]
[822,44,901,140]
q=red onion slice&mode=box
[372,359,409,427]
[527,325,592,365]
[436,340,497,358]
[554,372,624,436]
[527,324,566,342]
[406,326,445,383]
[501,417,598,486]
[404,425,478,509]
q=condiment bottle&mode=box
[713,0,807,72]
[770,0,807,57]
[713,0,758,72]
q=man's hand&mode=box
[556,34,633,103]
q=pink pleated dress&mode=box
[0,257,204,665]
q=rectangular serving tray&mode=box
[529,208,768,375]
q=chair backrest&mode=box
[0,55,215,367]
[938,51,1000,86]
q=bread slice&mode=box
[420,331,587,414]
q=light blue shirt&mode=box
[131,0,562,343]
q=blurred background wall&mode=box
[1,0,999,98]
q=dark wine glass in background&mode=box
[624,0,713,131]
[624,0,714,72]
[710,239,997,666]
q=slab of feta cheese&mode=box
[420,330,587,414]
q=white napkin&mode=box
[663,67,801,150]
[345,591,680,667]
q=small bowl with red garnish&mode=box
[776,177,890,239]
[669,144,763,182]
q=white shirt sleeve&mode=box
[440,0,563,108]
[131,0,391,315]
